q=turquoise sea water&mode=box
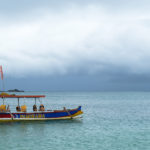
[0,92,150,150]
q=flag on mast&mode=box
[0,66,3,80]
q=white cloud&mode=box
[0,4,150,77]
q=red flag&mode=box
[0,66,3,80]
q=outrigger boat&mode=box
[0,93,83,122]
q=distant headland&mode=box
[8,89,24,92]
[0,89,24,92]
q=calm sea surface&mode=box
[0,92,150,150]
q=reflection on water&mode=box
[0,92,150,150]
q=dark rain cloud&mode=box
[0,0,150,90]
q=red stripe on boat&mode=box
[0,113,11,118]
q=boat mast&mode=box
[2,80,5,92]
[0,66,5,92]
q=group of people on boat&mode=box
[33,104,45,111]
[0,104,45,112]
[0,93,47,113]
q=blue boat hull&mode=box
[0,106,83,121]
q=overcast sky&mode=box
[0,0,150,91]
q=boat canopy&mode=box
[0,95,45,98]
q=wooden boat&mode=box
[0,94,83,122]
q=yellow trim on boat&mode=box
[71,110,83,117]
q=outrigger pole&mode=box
[64,107,73,119]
